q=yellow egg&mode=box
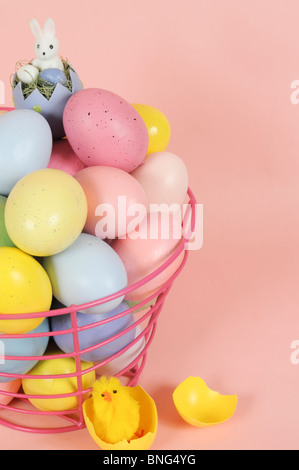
[83,384,158,450]
[22,356,95,412]
[0,247,51,334]
[173,376,237,427]
[132,104,171,155]
[5,168,87,257]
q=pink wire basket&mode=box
[0,107,197,434]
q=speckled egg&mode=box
[63,88,149,172]
[5,168,88,257]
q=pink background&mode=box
[1,0,299,450]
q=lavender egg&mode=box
[40,68,68,86]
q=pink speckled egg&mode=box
[75,166,148,239]
[48,139,86,176]
[0,379,21,406]
[111,214,185,302]
[63,88,149,172]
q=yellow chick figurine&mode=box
[91,376,140,444]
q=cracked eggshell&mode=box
[13,68,83,140]
[63,88,149,172]
[173,376,238,427]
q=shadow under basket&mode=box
[0,111,197,434]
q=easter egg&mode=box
[132,104,171,154]
[74,166,148,239]
[0,109,52,196]
[47,139,86,176]
[95,325,145,377]
[5,168,88,257]
[63,88,148,172]
[0,247,52,334]
[40,68,68,86]
[131,151,189,208]
[43,233,128,315]
[51,301,136,363]
[83,383,158,450]
[22,356,95,411]
[0,379,22,406]
[13,64,83,140]
[0,196,15,247]
[111,214,185,302]
[0,319,50,383]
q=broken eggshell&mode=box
[12,67,83,140]
[172,376,238,427]
[83,384,158,450]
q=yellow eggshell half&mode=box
[173,376,237,427]
[22,357,95,412]
[83,385,158,450]
[132,104,171,155]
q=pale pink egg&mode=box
[47,139,86,176]
[74,166,148,239]
[111,213,185,302]
[63,88,149,172]
[0,379,21,406]
[131,151,189,208]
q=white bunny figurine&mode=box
[30,18,64,71]
[17,18,64,84]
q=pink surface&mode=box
[0,0,299,450]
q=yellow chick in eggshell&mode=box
[91,376,140,445]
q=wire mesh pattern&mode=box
[0,108,197,433]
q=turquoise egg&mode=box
[43,233,128,315]
[0,319,50,383]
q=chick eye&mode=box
[49,45,54,49]
[113,390,117,394]
[101,393,105,397]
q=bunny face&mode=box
[34,36,60,61]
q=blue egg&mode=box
[40,68,68,87]
[43,233,128,315]
[51,301,136,363]
[0,319,50,383]
[0,110,52,196]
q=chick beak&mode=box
[102,391,112,402]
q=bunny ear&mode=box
[43,18,56,37]
[30,18,43,38]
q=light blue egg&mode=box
[51,301,136,363]
[43,233,128,315]
[39,68,68,87]
[0,319,50,383]
[0,110,52,196]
